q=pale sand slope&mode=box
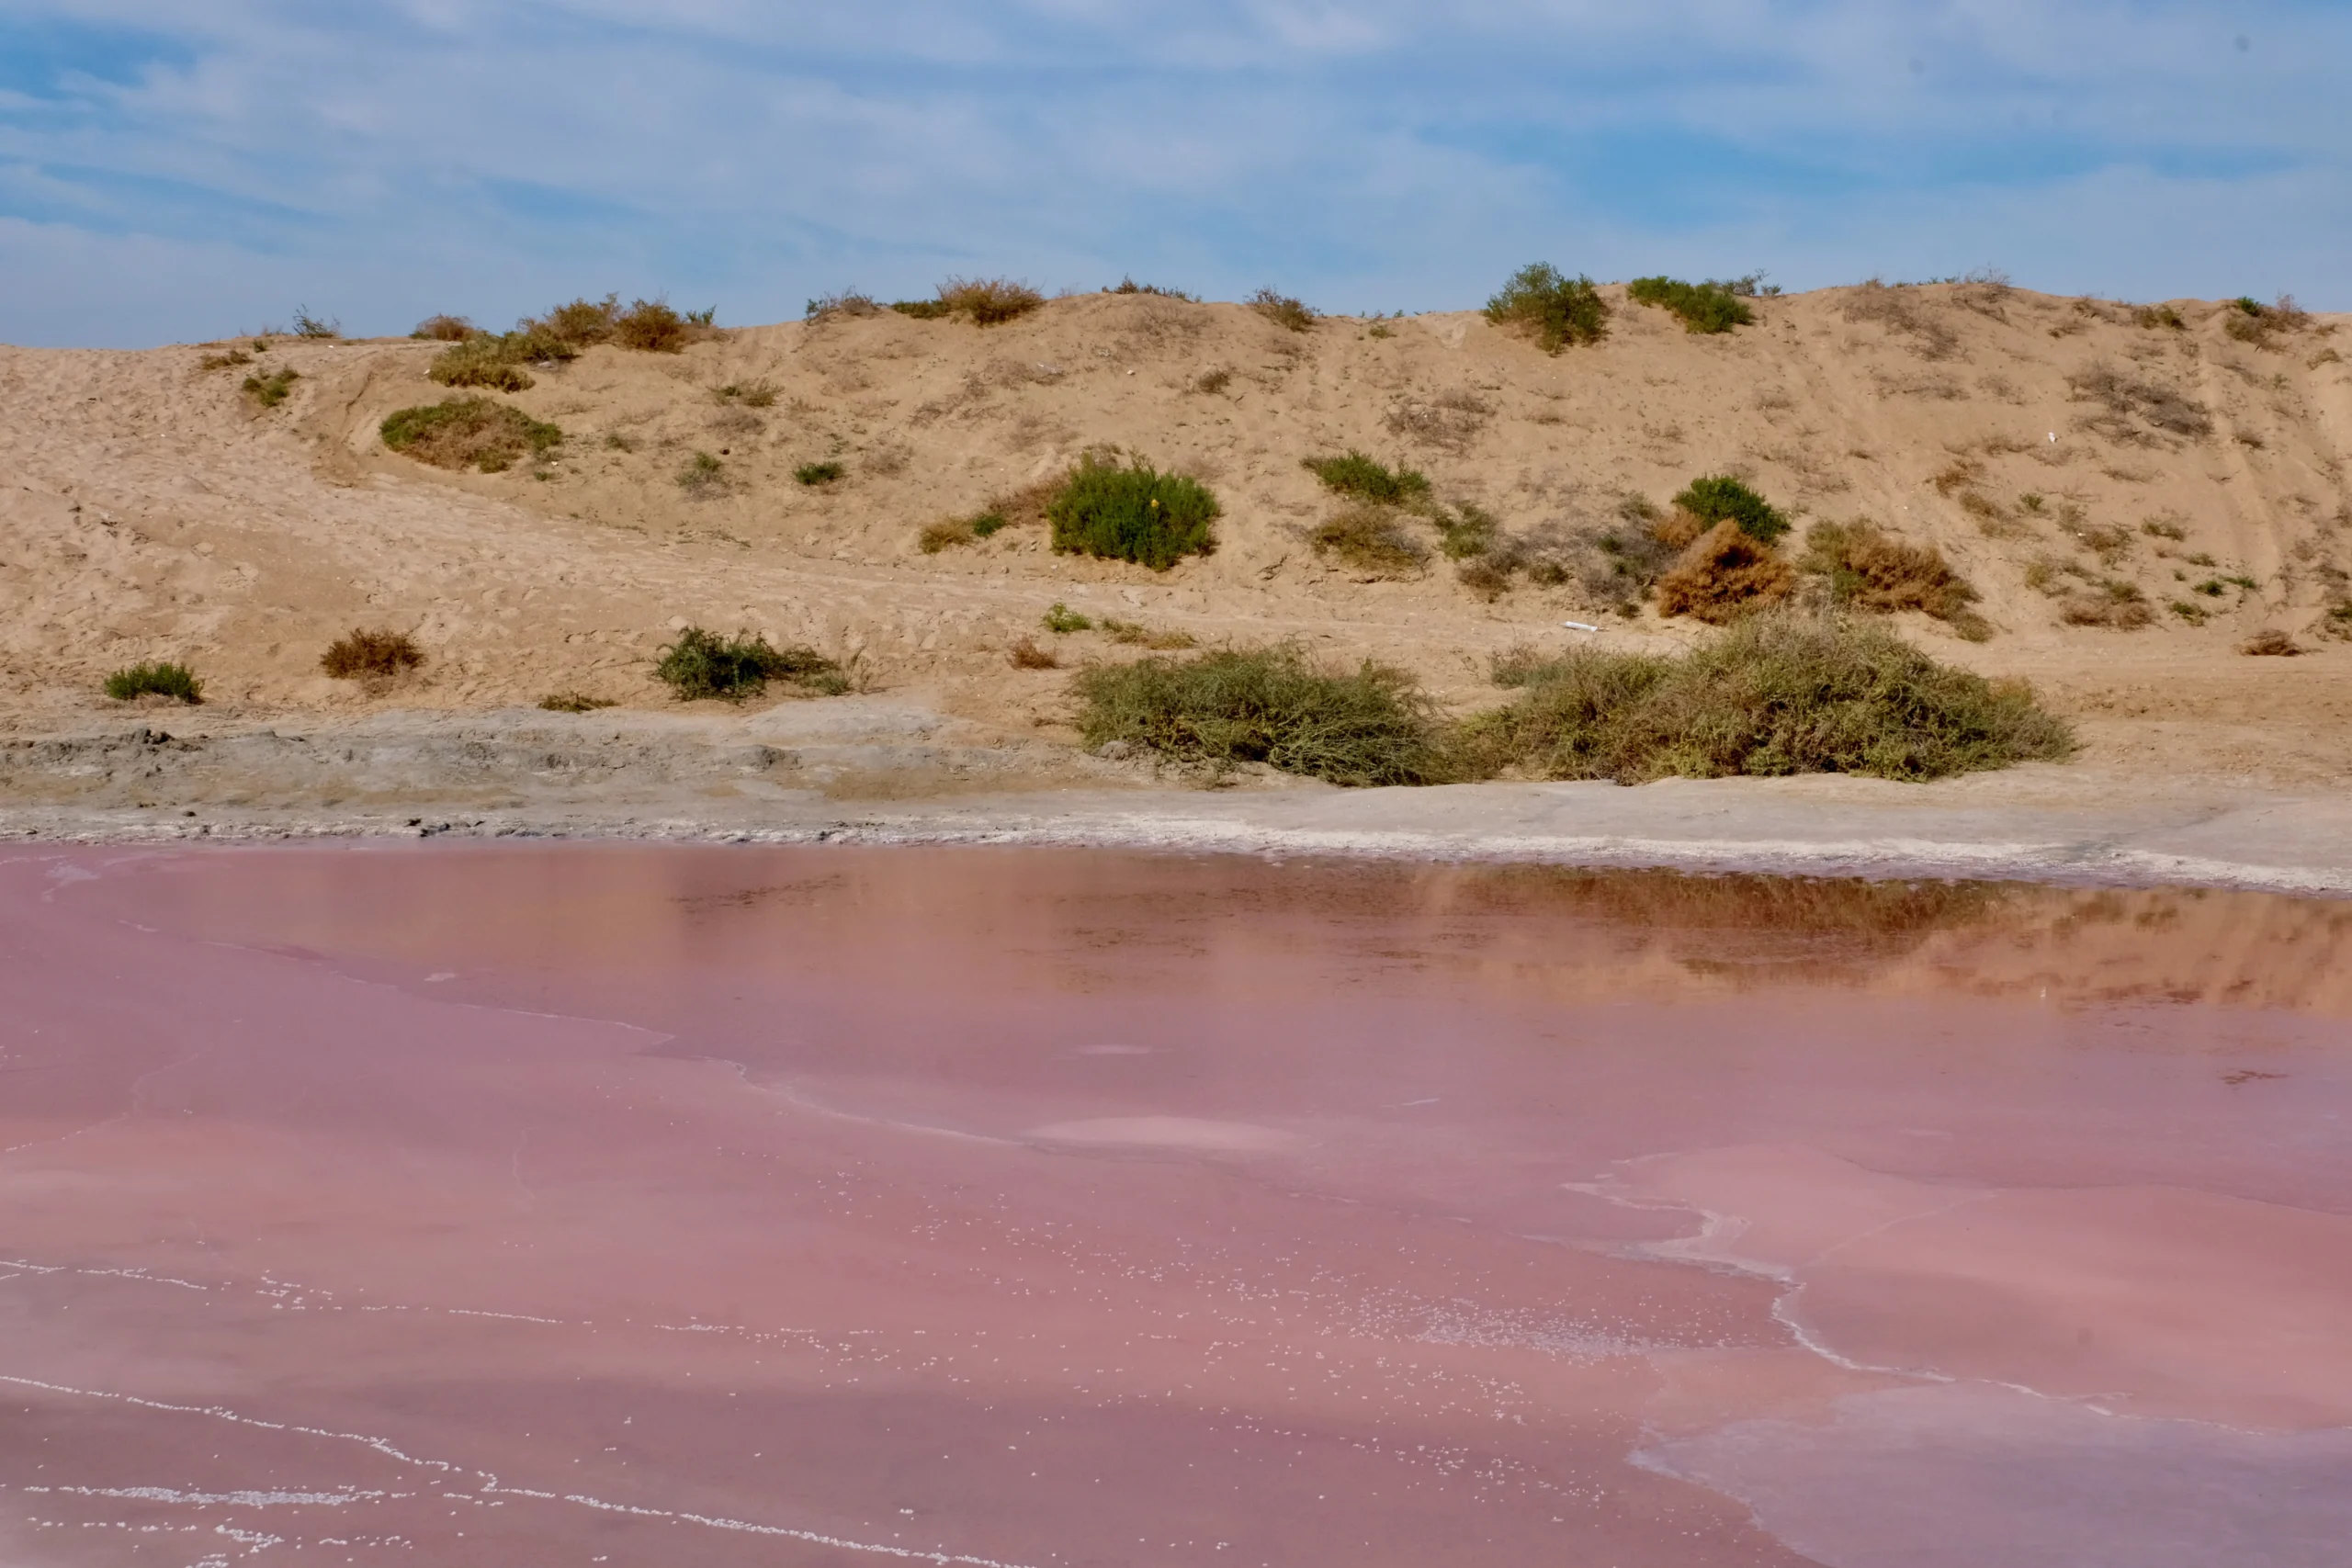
[4,281,2350,872]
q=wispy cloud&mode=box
[1,1,2344,344]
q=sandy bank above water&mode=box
[5,698,2352,893]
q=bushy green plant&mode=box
[1302,451,1430,505]
[1456,613,2070,784]
[652,627,846,701]
[429,335,537,391]
[243,367,300,407]
[1075,646,1445,785]
[1626,276,1757,333]
[104,661,202,703]
[1672,475,1789,544]
[795,461,844,486]
[1042,603,1093,634]
[1248,288,1317,333]
[1484,264,1608,352]
[1047,455,1219,570]
[380,398,562,472]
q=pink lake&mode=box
[2,843,2348,1567]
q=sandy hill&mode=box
[4,279,2350,789]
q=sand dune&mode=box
[5,281,2350,799]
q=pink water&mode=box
[3,845,2349,1566]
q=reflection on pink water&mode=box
[2,845,2348,1567]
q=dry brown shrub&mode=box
[321,627,424,680]
[1007,637,1060,670]
[1655,521,1797,623]
[985,475,1063,530]
[2240,629,2302,656]
[413,314,478,341]
[1385,388,1491,453]
[918,516,976,553]
[2067,363,2212,441]
[1651,507,1707,550]
[936,277,1045,326]
[1311,505,1428,577]
[1930,457,1984,495]
[1803,521,1987,637]
[2057,581,2154,629]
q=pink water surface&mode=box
[2,844,2349,1567]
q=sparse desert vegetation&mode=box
[538,691,617,712]
[652,628,847,701]
[243,367,299,408]
[1311,505,1428,576]
[1248,289,1317,333]
[321,628,424,680]
[413,314,479,342]
[1655,522,1798,623]
[1802,520,1989,637]
[1671,475,1791,544]
[891,277,1046,327]
[381,398,563,472]
[795,461,845,486]
[104,661,202,703]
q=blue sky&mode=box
[2,2,2345,346]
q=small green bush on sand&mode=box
[1673,475,1789,544]
[381,398,563,473]
[1048,455,1219,570]
[653,627,846,701]
[1485,264,1609,352]
[1302,451,1430,505]
[105,661,202,703]
[1076,646,1445,786]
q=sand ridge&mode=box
[5,280,2350,815]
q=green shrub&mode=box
[380,398,562,472]
[969,509,1009,536]
[1042,603,1093,634]
[1484,264,1608,352]
[890,278,1044,326]
[321,628,424,680]
[1047,455,1219,570]
[104,661,202,703]
[1626,276,1756,333]
[1801,520,1987,637]
[678,451,726,492]
[653,627,846,701]
[1302,450,1430,505]
[795,460,844,486]
[1434,503,1499,559]
[1457,613,2071,784]
[243,367,299,407]
[1672,475,1789,544]
[1075,645,1445,785]
[1248,288,1317,333]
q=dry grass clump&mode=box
[380,398,562,473]
[713,380,778,408]
[805,291,883,321]
[1457,613,2072,784]
[1075,645,1445,785]
[892,277,1045,327]
[292,307,340,340]
[1802,520,1989,637]
[795,461,845,486]
[2067,363,2212,440]
[919,516,978,554]
[1248,288,1317,333]
[653,627,846,701]
[1626,276,1757,333]
[429,334,538,391]
[104,661,202,704]
[1385,388,1491,453]
[2057,580,2155,629]
[1485,263,1608,352]
[412,314,479,341]
[2223,295,2308,348]
[1840,280,1959,359]
[917,478,1060,554]
[243,367,299,408]
[1007,637,1059,670]
[677,451,726,494]
[1101,618,1197,650]
[538,691,616,713]
[434,297,713,386]
[198,347,254,371]
[1049,454,1219,570]
[2240,629,2302,656]
[1311,505,1428,576]
[1106,276,1197,300]
[322,628,424,680]
[1655,522,1797,623]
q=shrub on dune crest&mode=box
[1485,264,1608,352]
[892,277,1045,326]
[1626,276,1757,334]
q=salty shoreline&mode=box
[6,701,2350,893]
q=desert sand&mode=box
[5,280,2350,868]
